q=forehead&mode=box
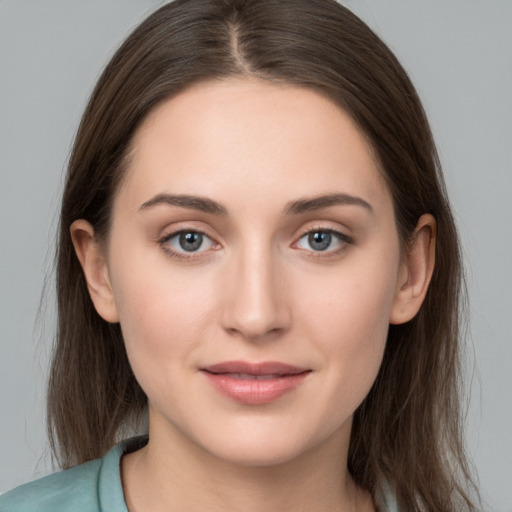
[118,78,391,213]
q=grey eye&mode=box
[295,229,349,253]
[308,232,332,251]
[179,232,204,252]
[164,230,215,254]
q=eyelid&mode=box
[294,222,353,242]
[292,225,354,255]
[158,227,220,260]
[156,222,353,260]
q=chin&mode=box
[208,438,312,468]
[193,417,348,469]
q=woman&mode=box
[0,0,479,510]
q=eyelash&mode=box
[293,227,353,259]
[158,229,218,261]
[158,227,353,261]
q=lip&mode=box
[200,361,311,405]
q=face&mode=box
[89,79,410,466]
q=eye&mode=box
[160,230,217,256]
[295,229,351,253]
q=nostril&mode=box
[222,309,291,341]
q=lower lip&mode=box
[202,372,310,405]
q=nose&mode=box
[220,244,291,341]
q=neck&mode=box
[121,419,373,512]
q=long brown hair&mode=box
[49,0,479,509]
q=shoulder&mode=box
[0,437,146,512]
[0,458,104,512]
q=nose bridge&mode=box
[221,237,289,339]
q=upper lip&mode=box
[201,361,310,376]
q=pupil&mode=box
[179,232,203,252]
[309,232,331,251]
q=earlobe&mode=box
[70,220,120,323]
[390,214,436,325]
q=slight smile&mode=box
[201,361,312,405]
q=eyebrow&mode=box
[139,194,228,215]
[139,192,373,216]
[284,193,373,215]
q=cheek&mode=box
[300,252,397,337]
[295,253,399,400]
[313,293,389,390]
[109,257,216,382]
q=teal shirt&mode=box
[0,437,146,512]
[0,437,399,511]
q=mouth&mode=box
[200,361,311,405]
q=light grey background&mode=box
[1,1,511,510]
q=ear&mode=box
[390,214,436,325]
[70,220,119,323]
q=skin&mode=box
[72,78,435,511]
